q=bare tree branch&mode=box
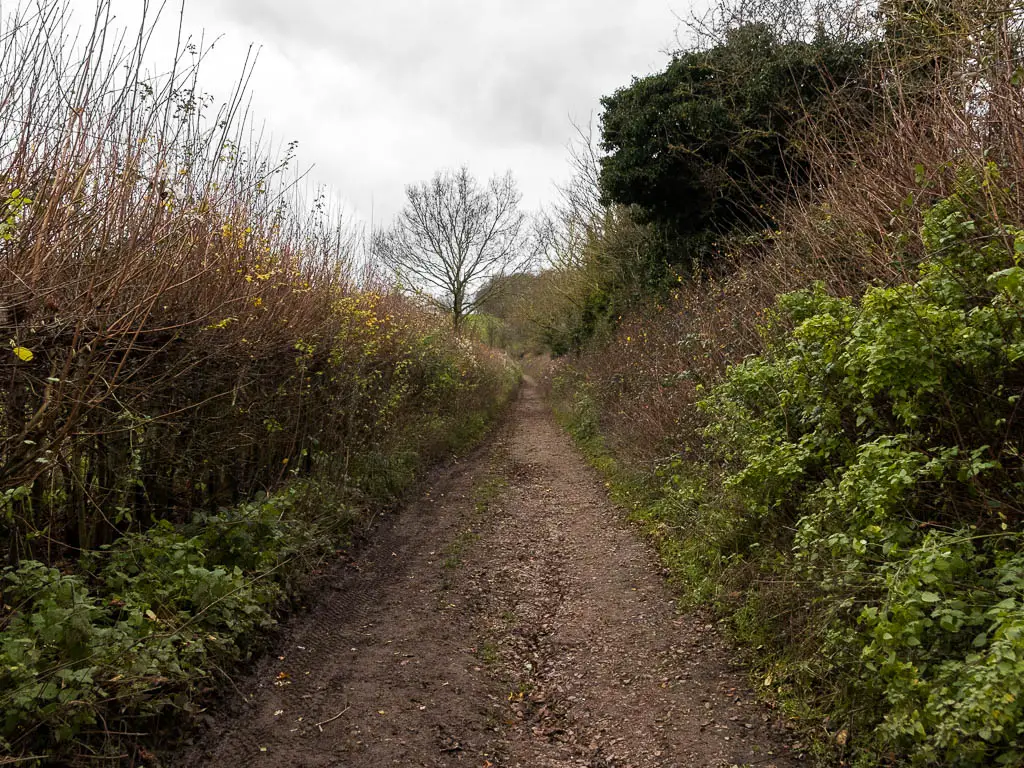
[373,166,531,331]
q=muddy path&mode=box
[177,379,802,767]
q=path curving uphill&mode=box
[178,379,800,767]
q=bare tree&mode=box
[373,167,531,332]
[539,118,606,272]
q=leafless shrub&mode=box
[0,1,490,564]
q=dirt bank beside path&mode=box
[177,379,801,768]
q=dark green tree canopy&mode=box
[598,24,872,252]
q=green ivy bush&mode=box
[667,181,1024,765]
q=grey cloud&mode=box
[210,0,675,148]
[77,0,681,221]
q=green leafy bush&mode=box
[0,487,326,756]
[680,184,1024,764]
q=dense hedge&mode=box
[0,4,522,761]
[609,185,1024,765]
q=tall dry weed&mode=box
[0,2,494,563]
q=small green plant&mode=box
[0,188,31,241]
[441,529,480,570]
[477,641,499,665]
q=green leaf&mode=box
[989,266,1024,293]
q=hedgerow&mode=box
[0,2,521,762]
[541,1,1024,764]
[0,309,518,762]
[653,183,1024,765]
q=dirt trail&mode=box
[178,379,801,767]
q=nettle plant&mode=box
[699,183,1024,765]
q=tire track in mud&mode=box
[176,379,801,768]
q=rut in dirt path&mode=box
[178,379,802,768]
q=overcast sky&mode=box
[66,0,687,224]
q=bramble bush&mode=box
[0,486,330,753]
[678,184,1024,765]
[554,180,1024,765]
